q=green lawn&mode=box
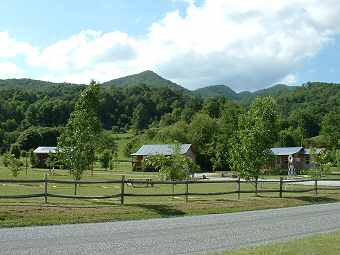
[1,164,340,227]
[1,158,340,228]
[217,231,340,255]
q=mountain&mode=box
[193,84,299,102]
[0,72,298,101]
[238,84,299,103]
[192,85,238,100]
[0,78,83,91]
[101,70,188,92]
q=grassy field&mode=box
[2,162,340,227]
[1,140,340,229]
[218,231,340,255]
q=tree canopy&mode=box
[229,97,278,180]
[57,81,102,180]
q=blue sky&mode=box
[1,1,188,45]
[0,0,340,91]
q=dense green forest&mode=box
[0,71,339,171]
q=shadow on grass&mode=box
[290,196,339,204]
[130,203,186,217]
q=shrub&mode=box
[29,149,39,168]
[2,152,11,167]
[10,144,21,159]
[7,154,22,177]
[99,150,112,170]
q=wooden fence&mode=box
[1,175,340,205]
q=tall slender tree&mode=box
[57,81,102,182]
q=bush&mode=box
[7,154,22,177]
[29,149,39,168]
[3,152,11,167]
[99,150,112,170]
[10,144,21,159]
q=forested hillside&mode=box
[102,70,187,92]
[193,85,238,100]
[0,72,339,171]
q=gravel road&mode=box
[1,203,340,255]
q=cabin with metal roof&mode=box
[33,146,57,168]
[270,146,322,172]
[131,144,195,171]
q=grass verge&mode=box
[217,231,340,255]
[0,195,336,228]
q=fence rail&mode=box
[1,174,339,205]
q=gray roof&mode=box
[131,144,192,156]
[271,147,303,156]
[271,147,322,156]
[33,146,57,154]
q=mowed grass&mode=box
[217,231,340,255]
[2,165,340,227]
[1,157,340,228]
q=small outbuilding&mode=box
[131,144,195,171]
[33,146,57,168]
[270,147,322,172]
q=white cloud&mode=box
[2,0,340,90]
[0,62,25,79]
[279,74,298,85]
[0,32,36,59]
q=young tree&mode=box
[145,145,198,181]
[229,97,278,181]
[58,81,102,183]
[145,145,198,197]
[21,151,28,175]
[110,152,119,170]
[29,149,39,168]
[10,143,21,159]
[7,154,22,177]
[308,149,332,179]
[99,150,111,170]
[3,152,11,167]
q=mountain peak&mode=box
[101,70,187,92]
[193,84,238,99]
[139,70,158,75]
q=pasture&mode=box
[2,158,340,228]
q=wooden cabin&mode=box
[33,146,57,168]
[131,144,196,171]
[270,147,322,173]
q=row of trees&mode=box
[1,81,340,154]
[4,80,338,184]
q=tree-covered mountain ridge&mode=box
[0,70,340,157]
[0,70,303,100]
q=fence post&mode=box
[74,182,77,197]
[237,176,241,200]
[44,172,48,204]
[255,177,258,196]
[279,177,283,198]
[120,175,125,205]
[314,179,318,196]
[185,180,189,203]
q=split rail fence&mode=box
[1,175,340,205]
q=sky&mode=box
[1,0,340,91]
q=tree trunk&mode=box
[25,156,28,175]
[172,183,175,199]
[255,177,258,196]
[74,182,78,197]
